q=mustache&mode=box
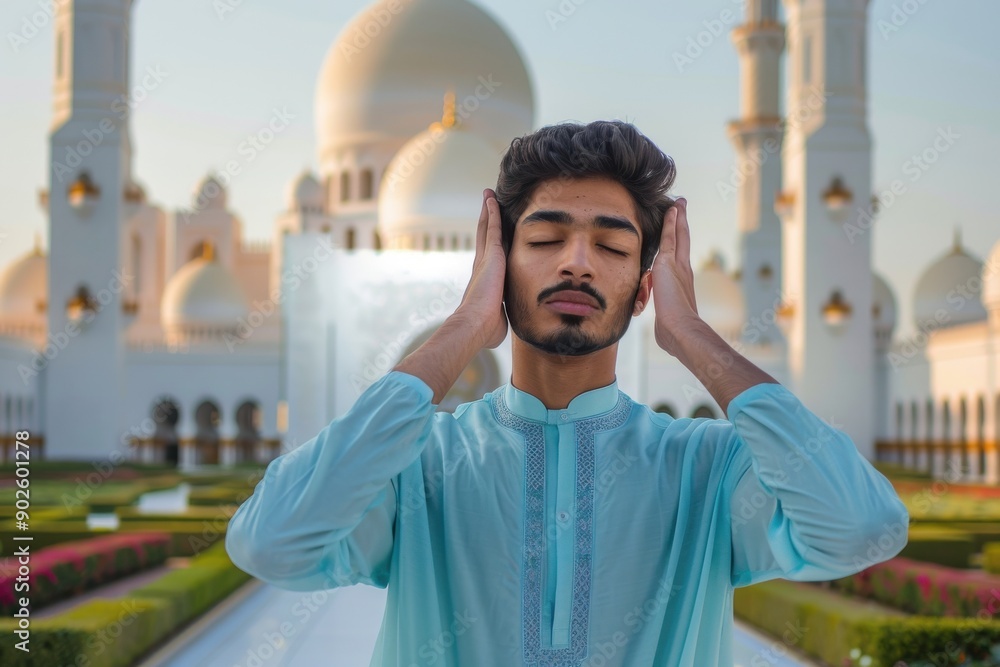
[536,280,607,310]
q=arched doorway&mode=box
[652,402,676,418]
[690,405,717,419]
[194,400,221,464]
[235,400,262,463]
[152,397,180,466]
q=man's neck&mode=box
[509,336,618,410]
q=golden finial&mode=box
[33,232,42,255]
[442,89,456,128]
[430,89,458,131]
[951,226,962,254]
[202,241,215,261]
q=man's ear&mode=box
[633,270,653,316]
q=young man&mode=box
[226,120,908,666]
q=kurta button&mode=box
[560,414,568,421]
[558,511,569,522]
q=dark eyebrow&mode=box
[521,209,639,238]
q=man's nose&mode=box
[557,237,594,281]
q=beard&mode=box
[504,275,642,357]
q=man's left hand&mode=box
[651,198,705,357]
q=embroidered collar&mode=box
[501,377,620,424]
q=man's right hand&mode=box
[456,188,508,349]
[392,189,509,403]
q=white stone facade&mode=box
[0,0,995,482]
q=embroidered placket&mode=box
[491,387,632,667]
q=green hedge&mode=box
[129,554,250,626]
[0,596,173,667]
[915,524,1000,555]
[187,485,253,507]
[0,525,116,555]
[875,462,932,481]
[985,543,1000,575]
[0,542,251,666]
[0,521,227,558]
[857,618,1000,666]
[736,579,1000,667]
[901,526,976,568]
[116,506,237,523]
[734,579,901,666]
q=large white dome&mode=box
[913,237,987,329]
[315,0,535,162]
[693,251,745,340]
[0,245,46,319]
[377,123,501,250]
[161,255,248,337]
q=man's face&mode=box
[504,176,648,357]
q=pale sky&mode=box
[1,0,997,340]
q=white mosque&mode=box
[3,0,998,481]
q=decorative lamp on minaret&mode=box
[728,0,786,347]
[822,175,854,219]
[780,0,876,458]
[820,289,853,328]
[67,171,101,216]
[45,0,134,460]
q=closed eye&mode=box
[526,241,629,256]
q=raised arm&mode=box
[224,371,437,591]
[724,382,909,587]
[225,189,508,591]
[648,197,907,586]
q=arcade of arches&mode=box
[878,392,1000,483]
[130,396,279,467]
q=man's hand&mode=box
[392,189,509,403]
[651,198,704,357]
[456,188,508,349]
[649,197,778,413]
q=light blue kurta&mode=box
[226,370,909,666]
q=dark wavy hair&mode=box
[494,120,677,274]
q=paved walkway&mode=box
[139,580,819,667]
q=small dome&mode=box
[377,123,500,249]
[0,243,47,319]
[315,0,534,162]
[693,251,745,338]
[913,232,987,329]
[192,174,227,211]
[873,272,897,337]
[286,170,324,212]
[985,239,1000,317]
[161,254,248,330]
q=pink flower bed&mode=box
[830,556,1000,617]
[0,532,170,615]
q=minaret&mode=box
[728,0,785,348]
[45,0,134,459]
[779,0,875,458]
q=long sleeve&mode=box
[724,382,909,588]
[225,370,437,591]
